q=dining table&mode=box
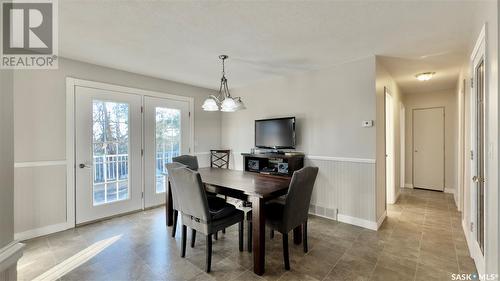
[165,167,302,275]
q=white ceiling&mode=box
[59,1,483,91]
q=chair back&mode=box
[169,166,210,223]
[283,166,319,231]
[173,155,199,170]
[210,150,230,168]
[165,162,186,209]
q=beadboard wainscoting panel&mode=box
[14,165,67,235]
[194,152,211,168]
[306,157,377,228]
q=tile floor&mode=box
[18,188,476,281]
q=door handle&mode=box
[472,176,485,183]
[79,163,92,169]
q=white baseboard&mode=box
[462,220,484,277]
[404,183,413,188]
[444,187,455,194]
[0,242,24,273]
[337,213,378,231]
[377,211,387,229]
[14,222,73,241]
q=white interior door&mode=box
[144,96,190,208]
[385,91,395,204]
[75,86,143,224]
[413,107,445,191]
[471,54,486,257]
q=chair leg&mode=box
[181,225,187,258]
[222,228,226,234]
[303,220,308,253]
[206,234,212,273]
[238,221,244,252]
[247,221,252,253]
[214,231,218,240]
[191,229,196,248]
[282,232,290,270]
[270,229,274,239]
[171,210,178,238]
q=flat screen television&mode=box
[255,117,296,149]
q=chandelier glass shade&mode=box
[202,55,245,112]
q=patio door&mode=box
[143,96,190,208]
[75,86,143,224]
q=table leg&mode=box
[166,179,173,226]
[250,196,265,275]
[293,225,302,245]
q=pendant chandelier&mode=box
[202,55,245,112]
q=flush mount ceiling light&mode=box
[202,55,245,112]
[415,72,436,81]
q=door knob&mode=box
[79,163,92,169]
[472,176,484,183]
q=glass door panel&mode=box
[155,107,181,193]
[144,96,190,208]
[92,100,130,205]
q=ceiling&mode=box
[59,1,484,91]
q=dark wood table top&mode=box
[197,167,291,199]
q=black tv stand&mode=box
[241,152,304,178]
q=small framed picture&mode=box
[278,163,288,174]
[248,160,259,171]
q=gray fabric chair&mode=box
[172,155,199,170]
[170,155,226,241]
[168,166,244,272]
[248,166,319,270]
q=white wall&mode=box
[403,89,458,195]
[221,57,379,228]
[375,60,404,221]
[0,70,14,248]
[13,58,221,238]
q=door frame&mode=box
[384,87,395,204]
[66,77,194,227]
[411,106,445,191]
[468,24,487,274]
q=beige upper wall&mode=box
[14,57,221,163]
[403,89,458,192]
[221,56,377,161]
[0,70,14,248]
[13,58,221,234]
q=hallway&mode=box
[17,188,476,281]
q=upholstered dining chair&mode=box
[247,166,319,270]
[168,165,244,273]
[170,155,226,243]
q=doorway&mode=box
[71,80,193,224]
[412,107,445,191]
[385,88,395,204]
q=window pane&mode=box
[92,100,130,206]
[155,107,181,193]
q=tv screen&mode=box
[255,117,295,149]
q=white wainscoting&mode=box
[226,152,378,230]
[305,156,377,230]
[194,152,211,168]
